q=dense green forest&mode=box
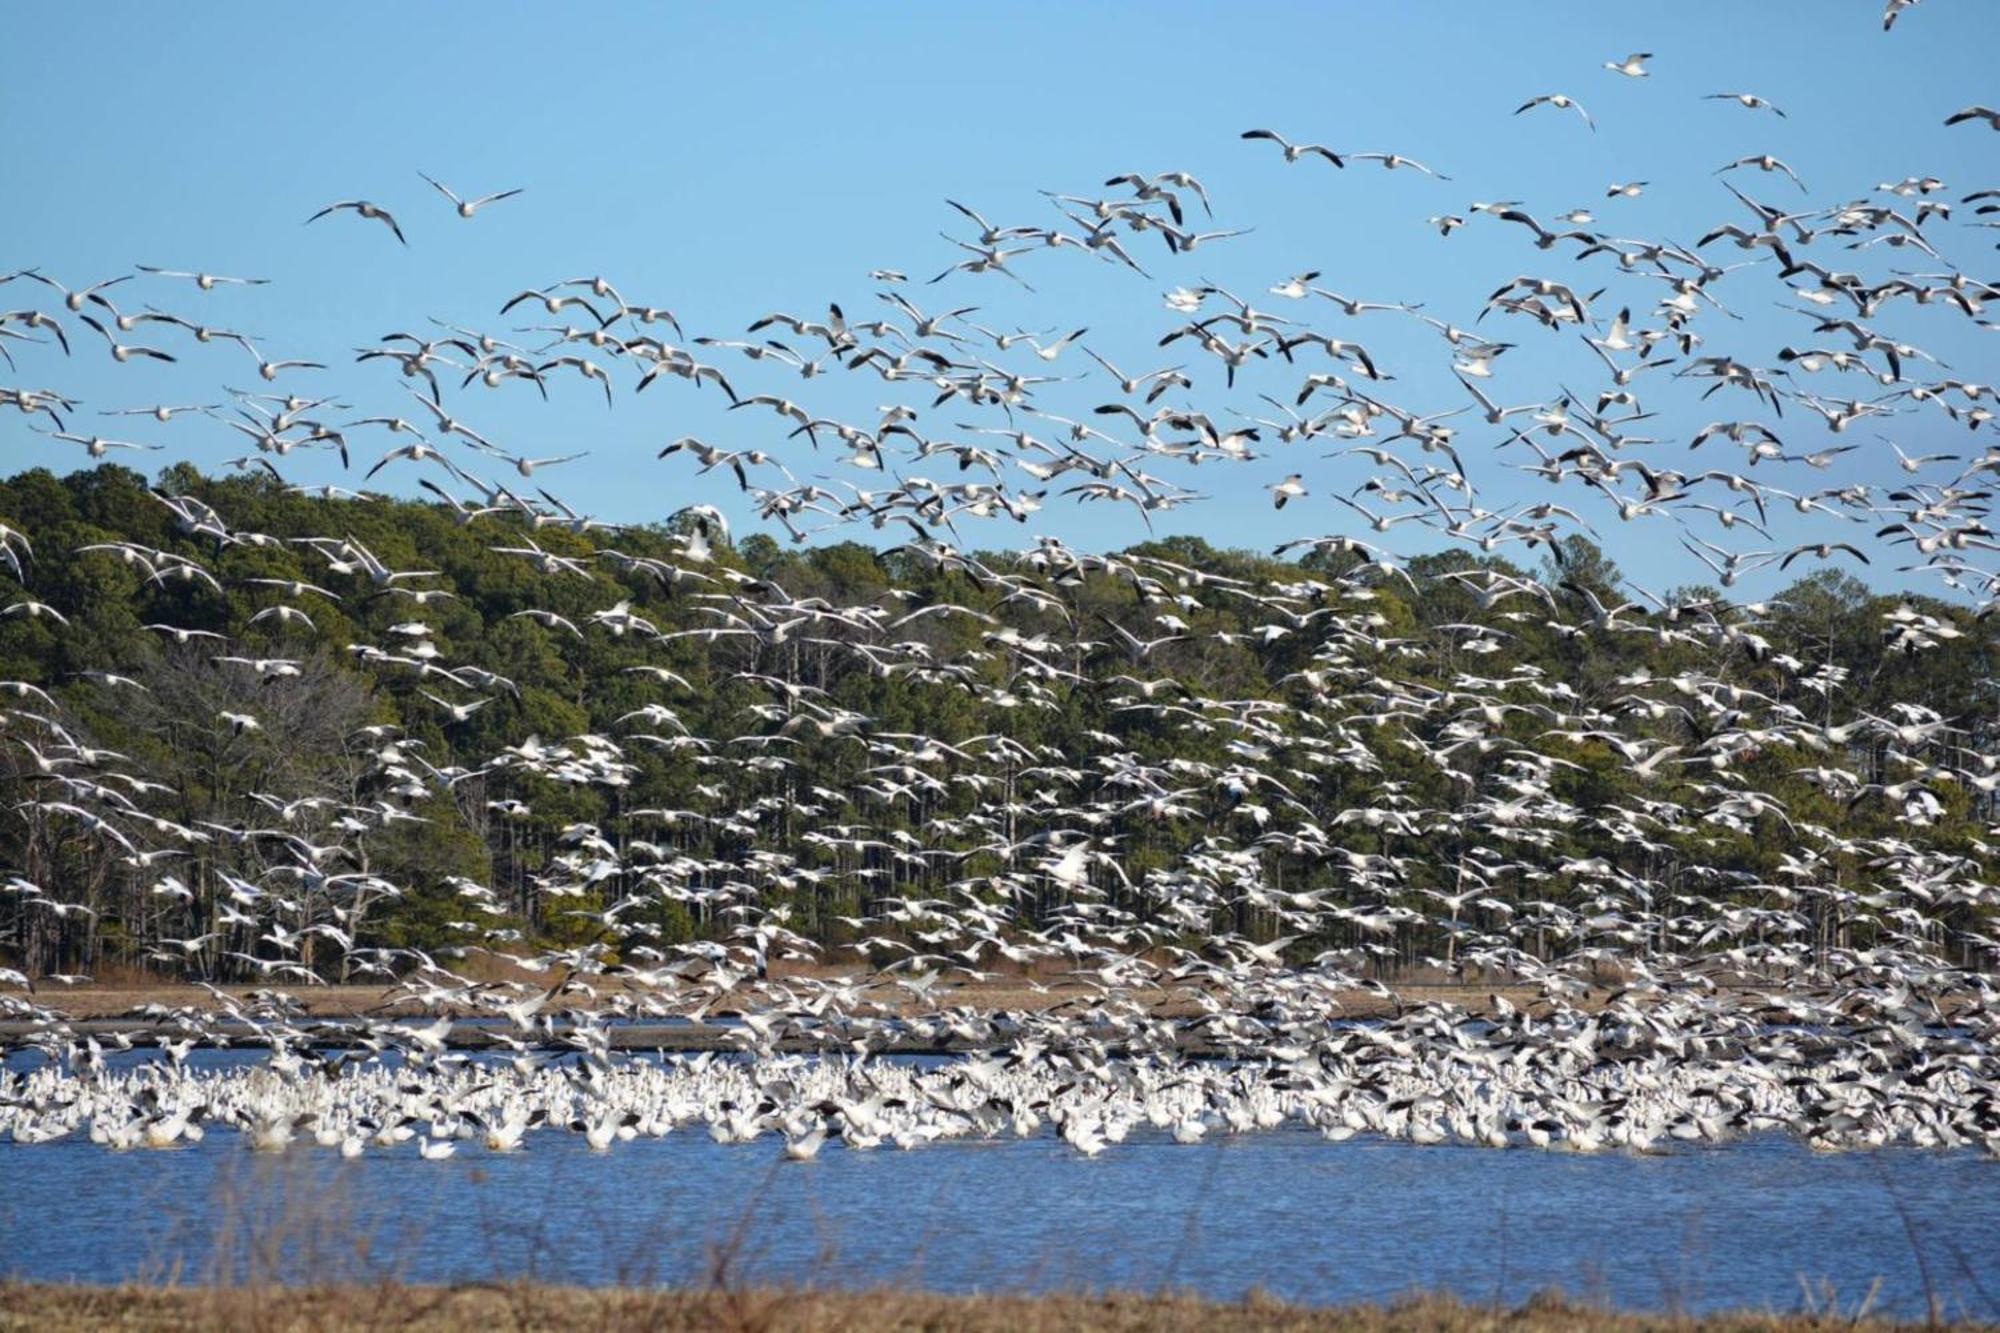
[1,463,1994,983]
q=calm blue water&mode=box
[2,1116,1996,1317]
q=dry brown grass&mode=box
[18,976,1545,1023]
[0,1284,1987,1333]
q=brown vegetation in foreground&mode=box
[0,1284,1989,1333]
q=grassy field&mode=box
[0,1285,1987,1333]
[6,974,1575,1023]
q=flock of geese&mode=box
[3,6,2000,1163]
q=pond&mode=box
[3,1094,1994,1319]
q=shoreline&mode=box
[0,1283,1985,1333]
[0,979,1617,1056]
[0,977,1591,1023]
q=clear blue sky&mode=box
[4,2,1996,598]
